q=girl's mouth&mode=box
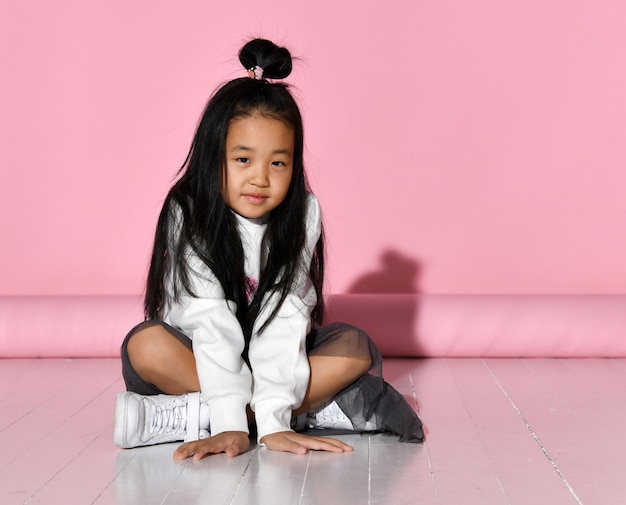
[244,194,268,204]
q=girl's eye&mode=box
[236,157,250,164]
[272,161,286,167]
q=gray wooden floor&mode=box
[1,357,624,504]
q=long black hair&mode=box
[144,39,324,341]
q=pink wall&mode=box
[2,0,626,296]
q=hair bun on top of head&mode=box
[238,39,293,81]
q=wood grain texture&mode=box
[0,358,621,504]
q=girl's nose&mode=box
[250,164,270,186]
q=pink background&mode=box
[2,0,625,297]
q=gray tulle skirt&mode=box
[121,320,424,443]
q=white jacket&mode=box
[163,193,321,442]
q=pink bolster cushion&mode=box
[1,294,625,358]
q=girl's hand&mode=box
[261,431,354,455]
[174,431,250,460]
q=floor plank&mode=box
[491,358,626,505]
[163,446,257,504]
[466,359,581,504]
[369,433,436,505]
[410,359,512,504]
[0,359,97,432]
[0,359,121,504]
[1,358,624,504]
[298,435,370,505]
[231,445,315,505]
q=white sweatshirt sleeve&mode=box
[248,194,322,442]
[164,256,251,437]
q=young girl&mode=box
[114,38,423,459]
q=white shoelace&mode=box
[316,402,348,424]
[148,400,187,436]
[313,401,353,429]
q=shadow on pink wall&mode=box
[346,250,421,295]
[326,250,424,358]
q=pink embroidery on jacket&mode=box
[245,277,259,303]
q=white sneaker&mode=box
[308,401,354,430]
[114,391,210,448]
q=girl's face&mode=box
[223,114,294,219]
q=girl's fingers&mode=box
[297,435,354,453]
[173,432,250,460]
[191,440,239,460]
[264,434,308,454]
[174,440,240,460]
[178,432,353,458]
[281,439,309,455]
[262,432,354,454]
[173,441,199,460]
